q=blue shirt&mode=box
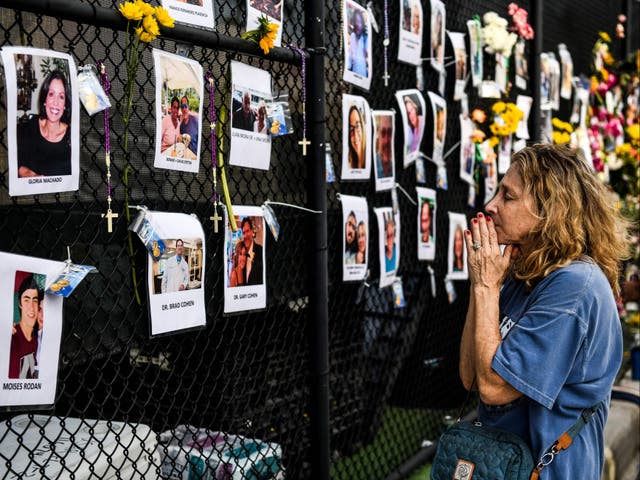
[479,260,622,479]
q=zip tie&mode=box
[443,141,461,160]
[395,183,417,205]
[130,205,149,211]
[421,55,453,61]
[264,200,322,214]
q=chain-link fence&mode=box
[0,0,627,478]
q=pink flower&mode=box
[606,72,618,87]
[508,3,518,15]
[605,118,623,137]
[617,14,626,23]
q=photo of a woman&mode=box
[17,69,71,177]
[348,104,366,169]
[342,0,372,90]
[229,240,248,287]
[447,212,468,279]
[452,225,464,272]
[253,101,268,135]
[405,95,423,154]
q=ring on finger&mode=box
[472,242,482,251]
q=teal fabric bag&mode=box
[430,420,534,480]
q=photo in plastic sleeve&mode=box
[341,195,369,282]
[153,49,203,174]
[374,206,400,288]
[0,252,65,408]
[129,210,166,262]
[342,94,372,181]
[46,264,96,298]
[266,95,293,136]
[247,0,283,46]
[145,211,206,336]
[416,187,436,261]
[481,140,498,201]
[515,94,532,139]
[558,44,574,100]
[429,0,446,72]
[447,212,468,280]
[447,31,467,101]
[495,52,508,93]
[395,88,426,167]
[514,38,528,90]
[229,61,272,170]
[540,52,552,110]
[459,114,475,185]
[372,110,396,191]
[498,134,512,175]
[392,278,406,308]
[161,0,215,29]
[1,46,79,197]
[77,67,111,116]
[428,91,447,164]
[398,0,423,66]
[466,18,483,87]
[342,0,372,91]
[224,206,267,314]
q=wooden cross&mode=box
[298,137,311,156]
[102,208,118,233]
[210,208,223,233]
[383,71,390,86]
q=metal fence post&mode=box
[304,0,330,479]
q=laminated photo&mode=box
[374,206,400,288]
[459,114,475,185]
[540,52,552,110]
[466,18,483,87]
[247,0,283,46]
[224,206,267,313]
[342,0,372,90]
[416,187,436,261]
[342,94,372,181]
[514,38,528,90]
[398,0,423,66]
[429,0,446,72]
[515,94,532,139]
[153,49,203,174]
[229,61,273,170]
[0,252,65,408]
[558,44,574,100]
[395,88,426,167]
[162,0,215,29]
[447,212,468,280]
[372,110,396,191]
[342,195,369,282]
[498,134,512,174]
[145,211,206,336]
[428,91,447,164]
[1,46,79,197]
[447,31,467,101]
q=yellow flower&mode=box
[491,101,506,114]
[155,6,175,28]
[489,123,500,135]
[267,23,279,34]
[552,117,564,129]
[259,35,275,54]
[489,136,500,148]
[135,26,156,42]
[627,123,639,140]
[134,0,155,16]
[142,14,160,37]
[118,1,143,21]
[598,31,611,42]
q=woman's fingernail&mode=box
[472,218,478,224]
[477,212,483,218]
[465,230,471,235]
[486,216,492,222]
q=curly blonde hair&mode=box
[511,144,632,296]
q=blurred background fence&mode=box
[0,0,634,479]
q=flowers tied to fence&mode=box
[242,16,279,54]
[118,0,175,303]
[481,12,518,56]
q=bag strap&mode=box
[529,400,604,479]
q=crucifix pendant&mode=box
[102,208,118,233]
[210,208,222,233]
[299,137,311,156]
[383,71,390,86]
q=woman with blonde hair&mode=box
[229,240,248,287]
[459,144,631,479]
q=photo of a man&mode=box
[420,198,434,244]
[161,239,189,293]
[375,114,393,179]
[241,217,264,286]
[232,91,256,131]
[161,96,182,153]
[179,95,199,156]
[344,211,358,264]
[9,272,44,379]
